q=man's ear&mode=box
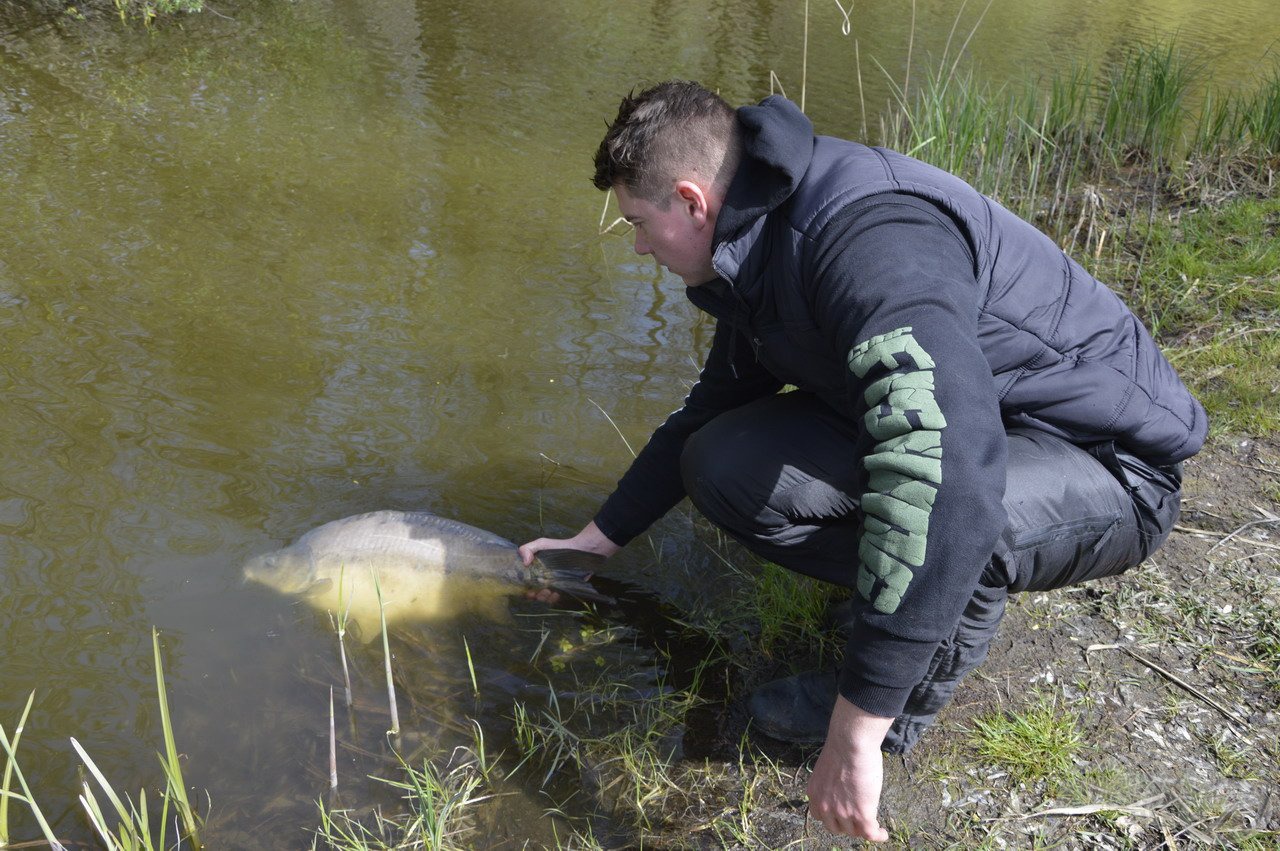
[673,180,712,226]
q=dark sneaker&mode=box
[824,596,858,637]
[747,671,838,746]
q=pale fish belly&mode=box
[299,548,521,641]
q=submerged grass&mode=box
[314,749,490,851]
[109,0,203,26]
[511,663,709,835]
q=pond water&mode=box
[1,0,1277,845]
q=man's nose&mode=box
[633,233,650,255]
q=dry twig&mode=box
[1087,644,1247,729]
[991,793,1164,822]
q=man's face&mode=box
[614,183,717,286]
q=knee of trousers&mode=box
[680,426,776,540]
[1117,454,1184,561]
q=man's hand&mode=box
[806,695,893,842]
[517,521,621,603]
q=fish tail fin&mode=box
[534,549,615,606]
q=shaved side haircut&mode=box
[593,80,741,205]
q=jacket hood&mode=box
[713,95,814,247]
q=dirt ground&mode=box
[663,436,1280,850]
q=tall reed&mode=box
[151,629,201,850]
[873,39,1280,245]
[0,693,65,850]
[372,571,400,738]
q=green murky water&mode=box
[1,0,1277,845]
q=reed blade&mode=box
[152,628,202,850]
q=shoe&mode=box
[747,671,838,746]
[824,596,858,637]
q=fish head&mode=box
[242,548,317,595]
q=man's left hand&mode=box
[806,695,894,841]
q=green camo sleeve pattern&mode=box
[847,327,947,614]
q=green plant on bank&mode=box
[1248,610,1280,691]
[111,0,202,26]
[511,666,708,835]
[886,44,1280,437]
[969,692,1083,793]
[877,40,1280,245]
[1101,196,1280,436]
[747,560,845,663]
[0,631,202,851]
[1096,41,1197,163]
[706,734,790,848]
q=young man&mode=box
[519,80,1203,841]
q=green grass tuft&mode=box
[970,692,1083,791]
[1097,196,1280,435]
[749,561,845,663]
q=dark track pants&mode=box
[680,392,1183,753]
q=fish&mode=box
[243,509,611,639]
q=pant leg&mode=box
[680,391,865,588]
[680,399,1183,753]
[882,428,1184,753]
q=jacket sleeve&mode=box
[593,317,783,546]
[807,193,1008,719]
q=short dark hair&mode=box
[592,80,740,203]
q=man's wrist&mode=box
[579,520,622,556]
[827,694,894,751]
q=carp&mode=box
[243,509,609,638]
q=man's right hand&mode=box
[518,520,621,565]
[518,521,621,602]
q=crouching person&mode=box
[520,80,1204,841]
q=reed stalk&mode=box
[463,637,479,699]
[328,687,338,792]
[372,572,400,738]
[0,690,35,848]
[152,629,201,851]
[0,714,66,851]
[331,565,354,709]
